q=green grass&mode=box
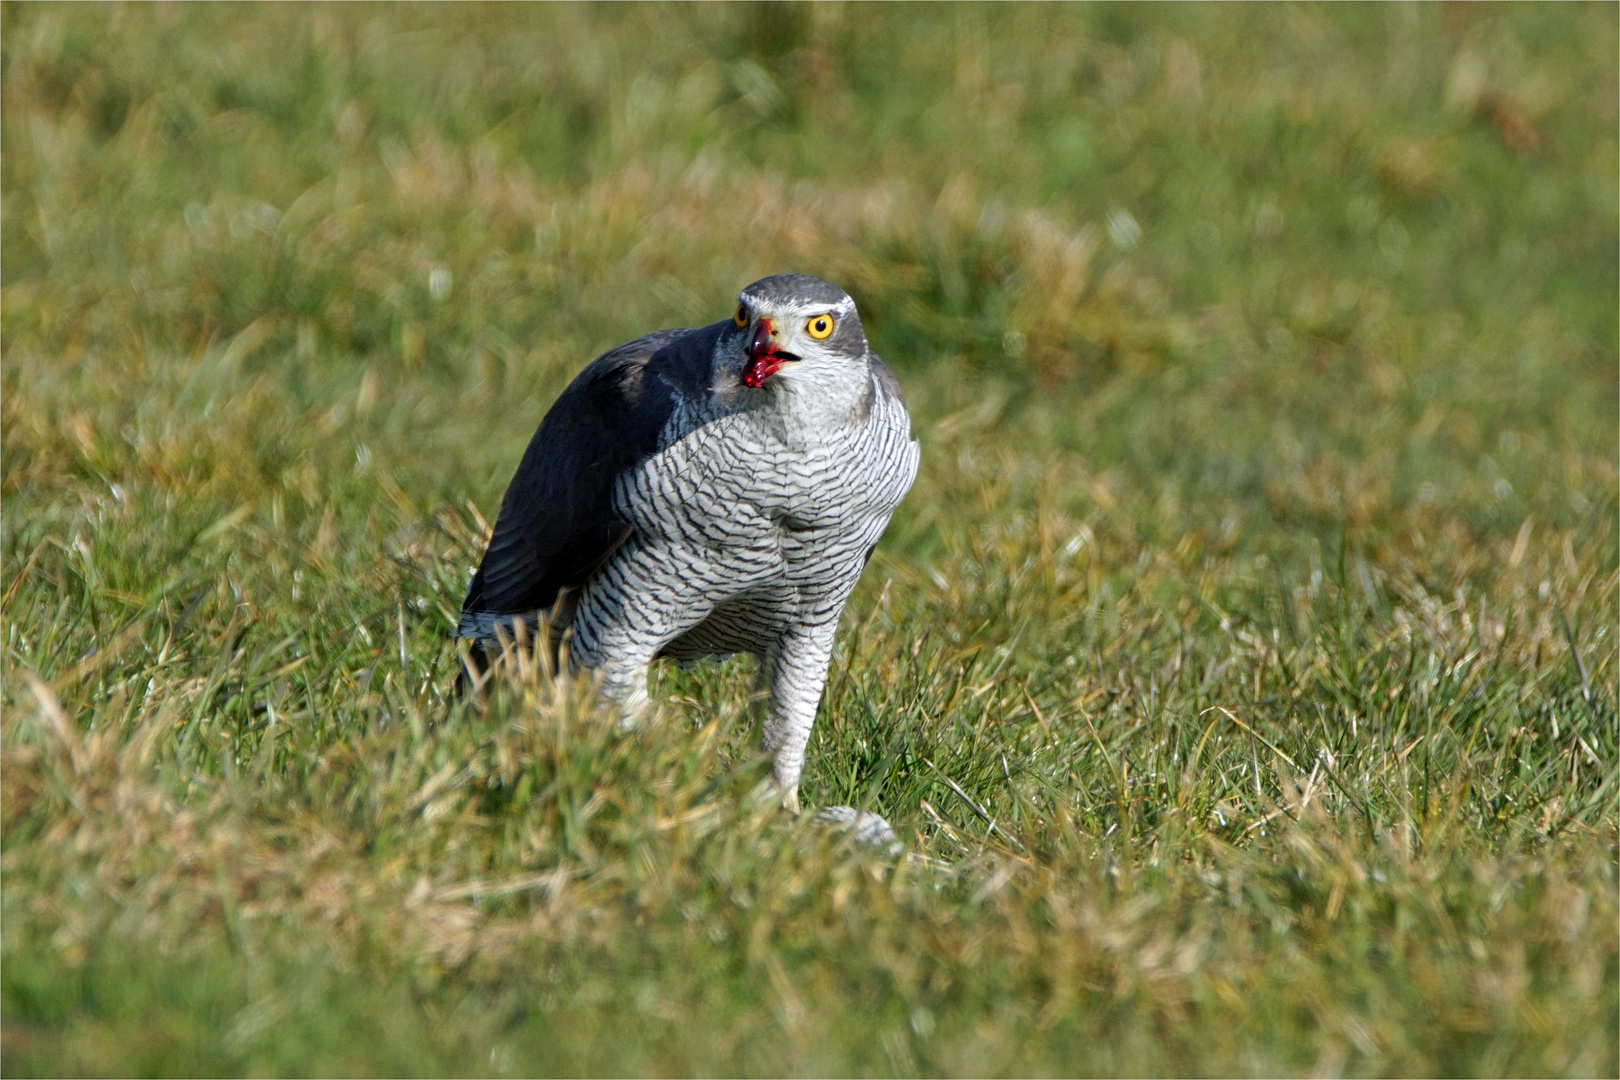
[2,3,1616,1075]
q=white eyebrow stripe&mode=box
[740,296,857,320]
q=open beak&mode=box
[740,317,799,388]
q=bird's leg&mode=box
[568,546,717,730]
[566,602,657,728]
[580,646,657,731]
[761,621,840,816]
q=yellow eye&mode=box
[734,305,749,327]
[806,314,835,339]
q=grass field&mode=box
[3,4,1617,1075]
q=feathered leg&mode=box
[761,620,840,815]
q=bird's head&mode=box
[725,274,868,390]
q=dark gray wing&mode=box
[458,325,718,637]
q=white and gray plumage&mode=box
[458,274,919,813]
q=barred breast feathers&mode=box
[619,351,914,547]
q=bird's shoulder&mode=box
[580,321,726,396]
[459,321,726,623]
[867,352,907,408]
[861,352,914,438]
[529,318,733,458]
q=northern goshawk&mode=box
[458,274,919,813]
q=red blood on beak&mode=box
[741,317,782,388]
[750,319,774,359]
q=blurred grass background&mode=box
[2,3,1616,1076]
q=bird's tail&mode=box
[450,606,571,699]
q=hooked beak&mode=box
[740,317,799,388]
